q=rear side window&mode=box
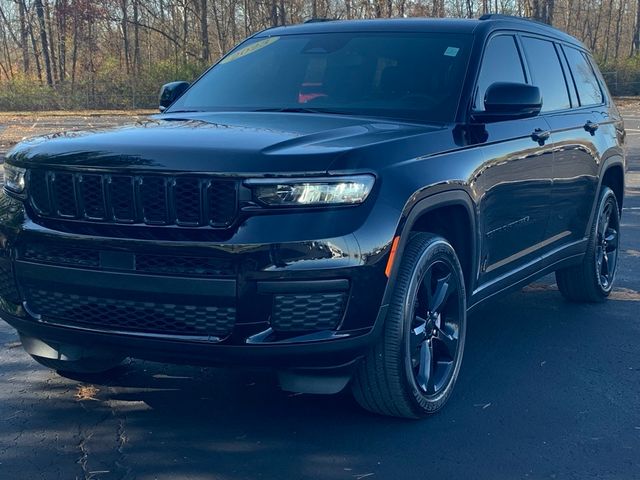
[563,47,603,106]
[474,35,525,111]
[521,37,571,112]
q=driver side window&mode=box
[474,35,526,111]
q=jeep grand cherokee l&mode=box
[0,15,625,418]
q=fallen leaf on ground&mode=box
[75,385,100,401]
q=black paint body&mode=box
[0,17,626,376]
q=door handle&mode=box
[531,128,551,145]
[584,121,599,135]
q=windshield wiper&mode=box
[164,109,204,114]
[252,107,348,115]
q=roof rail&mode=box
[304,18,337,24]
[478,13,551,28]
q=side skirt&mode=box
[468,239,587,312]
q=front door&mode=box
[470,33,553,285]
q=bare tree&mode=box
[17,0,29,73]
[34,0,53,86]
[2,0,640,109]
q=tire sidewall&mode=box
[590,188,620,296]
[396,237,467,414]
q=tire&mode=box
[352,233,467,419]
[555,187,621,303]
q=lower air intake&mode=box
[25,288,236,338]
[271,293,347,332]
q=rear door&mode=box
[472,34,553,284]
[523,38,603,247]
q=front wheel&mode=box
[555,187,620,303]
[352,233,467,418]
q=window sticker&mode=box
[220,37,280,64]
[444,46,460,57]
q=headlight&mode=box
[246,175,375,207]
[3,164,26,194]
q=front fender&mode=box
[379,188,478,308]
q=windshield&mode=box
[168,32,473,123]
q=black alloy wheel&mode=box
[409,259,463,399]
[595,196,620,291]
[352,233,466,418]
[556,186,621,302]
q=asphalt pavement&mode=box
[0,110,638,480]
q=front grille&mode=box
[28,170,238,228]
[136,253,235,277]
[25,288,236,338]
[22,244,100,267]
[271,293,347,332]
[20,243,235,277]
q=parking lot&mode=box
[0,109,638,480]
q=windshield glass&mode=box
[168,32,473,123]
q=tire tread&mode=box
[555,187,619,303]
[352,233,465,418]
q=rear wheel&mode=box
[555,187,620,303]
[352,233,466,418]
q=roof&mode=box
[258,18,481,36]
[256,16,585,50]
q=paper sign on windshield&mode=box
[220,37,280,64]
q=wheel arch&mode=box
[600,161,625,213]
[583,154,626,239]
[382,189,477,306]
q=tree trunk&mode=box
[465,0,473,17]
[70,9,78,88]
[133,0,141,73]
[45,0,59,83]
[29,19,43,84]
[614,0,624,60]
[34,0,53,86]
[374,0,383,18]
[432,0,445,17]
[182,1,188,63]
[121,0,130,74]
[271,0,278,26]
[634,0,640,56]
[18,0,30,73]
[200,0,210,63]
[603,1,613,63]
[56,0,66,81]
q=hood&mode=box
[6,112,445,175]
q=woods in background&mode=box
[0,0,639,110]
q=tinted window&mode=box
[474,35,525,111]
[521,37,570,112]
[557,46,579,107]
[564,47,603,106]
[168,32,473,123]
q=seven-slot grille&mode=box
[28,170,238,227]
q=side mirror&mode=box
[159,81,190,112]
[473,82,542,122]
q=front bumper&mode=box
[0,195,391,369]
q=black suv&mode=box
[0,16,625,418]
